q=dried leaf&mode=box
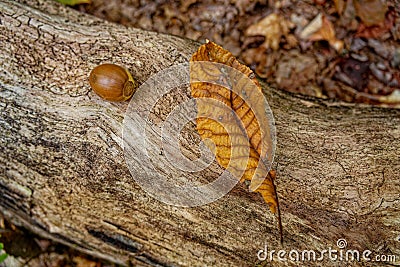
[334,0,346,15]
[369,63,399,88]
[73,255,100,267]
[355,7,395,38]
[314,0,326,5]
[337,0,359,30]
[335,58,370,90]
[326,78,400,106]
[356,24,388,39]
[301,14,344,52]
[378,89,400,105]
[245,13,295,51]
[275,50,323,97]
[353,0,387,27]
[300,13,323,39]
[190,41,279,215]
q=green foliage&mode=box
[0,235,8,263]
[55,0,91,6]
[0,253,7,263]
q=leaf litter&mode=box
[79,0,400,106]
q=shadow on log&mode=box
[0,0,399,266]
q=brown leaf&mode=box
[353,0,387,27]
[333,0,346,15]
[190,41,279,214]
[301,14,344,52]
[275,50,323,97]
[336,0,359,31]
[335,57,370,91]
[355,7,395,38]
[378,89,400,105]
[73,255,101,267]
[245,13,295,51]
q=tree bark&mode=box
[0,0,399,266]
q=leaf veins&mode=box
[189,41,279,216]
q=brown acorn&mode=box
[89,63,136,101]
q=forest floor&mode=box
[78,0,400,106]
[1,0,399,266]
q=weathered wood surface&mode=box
[0,0,399,266]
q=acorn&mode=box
[89,63,136,101]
